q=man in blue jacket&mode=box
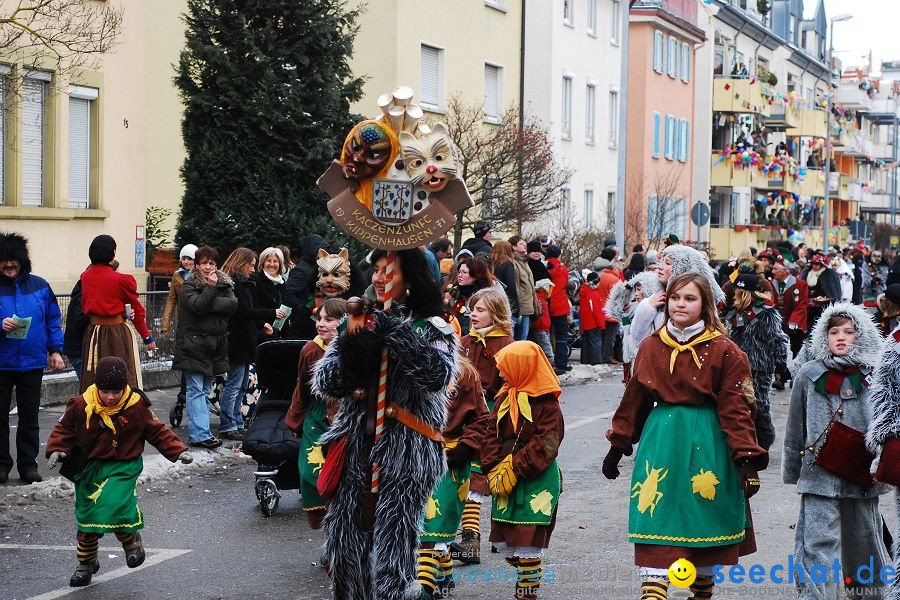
[0,232,65,484]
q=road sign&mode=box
[691,202,710,227]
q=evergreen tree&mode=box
[175,0,365,256]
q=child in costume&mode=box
[45,356,191,587]
[480,340,564,599]
[418,357,489,599]
[449,287,515,564]
[285,297,347,529]
[784,303,889,600]
[578,272,604,365]
[605,272,655,384]
[605,273,766,600]
[723,267,789,451]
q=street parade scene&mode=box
[3,0,900,599]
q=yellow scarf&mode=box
[83,385,141,434]
[497,390,533,432]
[468,328,508,347]
[657,326,722,374]
[313,335,328,351]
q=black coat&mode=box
[283,234,329,339]
[460,236,492,257]
[801,266,841,304]
[527,257,551,283]
[251,270,285,342]
[63,279,89,358]
[173,269,238,376]
[227,273,276,365]
[493,260,520,316]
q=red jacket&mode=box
[597,268,620,323]
[81,264,152,340]
[546,258,570,317]
[774,275,809,333]
[532,294,551,331]
[579,283,605,331]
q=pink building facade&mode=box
[625,1,705,247]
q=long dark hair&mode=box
[371,248,444,318]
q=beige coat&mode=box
[161,269,186,334]
[512,252,536,316]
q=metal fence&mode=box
[54,290,176,374]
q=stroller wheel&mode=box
[255,479,280,517]
[169,404,183,428]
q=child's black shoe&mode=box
[69,561,99,587]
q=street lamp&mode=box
[822,13,852,248]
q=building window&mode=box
[68,86,98,209]
[560,187,571,224]
[610,0,621,45]
[674,198,687,239]
[586,0,597,35]
[667,36,678,78]
[653,31,664,73]
[584,188,593,224]
[22,74,49,207]
[563,0,573,25]
[608,89,619,147]
[652,112,661,158]
[607,191,615,230]
[680,42,690,82]
[420,44,444,108]
[561,75,573,139]
[483,63,502,121]
[664,115,675,160]
[585,83,596,143]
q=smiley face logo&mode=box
[668,558,696,588]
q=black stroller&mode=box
[241,340,305,516]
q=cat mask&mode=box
[398,123,458,192]
[316,247,351,298]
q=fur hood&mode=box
[807,302,883,366]
[604,271,660,322]
[0,232,31,276]
[866,324,900,450]
[663,244,724,304]
[186,267,234,288]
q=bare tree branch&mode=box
[627,165,684,250]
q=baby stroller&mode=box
[169,374,223,428]
[241,340,304,516]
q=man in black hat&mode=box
[0,232,65,484]
[460,220,493,257]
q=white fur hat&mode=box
[662,244,725,304]
[808,302,883,366]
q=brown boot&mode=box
[69,561,99,587]
[119,532,145,568]
[448,529,481,564]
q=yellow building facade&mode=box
[0,0,187,292]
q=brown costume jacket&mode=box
[445,366,490,451]
[46,390,187,462]
[285,340,327,434]
[459,334,514,401]
[481,392,565,480]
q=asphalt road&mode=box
[1,364,896,599]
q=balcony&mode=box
[835,130,875,159]
[796,169,826,197]
[874,142,894,160]
[713,78,772,116]
[710,153,767,188]
[763,102,801,130]
[786,109,827,138]
[709,226,826,259]
[836,83,874,112]
[827,173,854,200]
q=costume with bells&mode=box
[480,341,564,599]
[46,357,190,587]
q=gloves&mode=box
[488,454,518,497]
[788,322,798,330]
[602,447,624,480]
[445,443,474,470]
[738,462,760,499]
[47,451,68,469]
[178,452,193,465]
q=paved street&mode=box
[1,365,896,599]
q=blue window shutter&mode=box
[653,112,660,157]
[674,117,681,160]
[685,121,691,162]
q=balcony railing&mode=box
[786,108,827,138]
[764,102,801,130]
[836,84,874,112]
[713,77,772,116]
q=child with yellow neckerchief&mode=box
[450,287,514,564]
[480,340,564,599]
[46,356,191,588]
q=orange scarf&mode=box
[494,341,561,432]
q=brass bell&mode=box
[837,408,844,416]
[799,450,805,456]
[351,388,368,402]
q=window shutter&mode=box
[674,117,681,160]
[652,112,661,157]
[653,32,661,72]
[420,45,441,106]
[69,97,90,208]
[484,64,500,119]
[21,79,44,207]
[684,121,691,162]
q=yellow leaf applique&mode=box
[691,468,720,501]
[529,490,554,517]
[496,494,509,512]
[307,444,325,475]
[425,497,441,520]
[457,478,470,502]
[87,479,108,503]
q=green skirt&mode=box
[491,459,561,526]
[628,403,746,547]
[298,399,330,512]
[420,464,471,543]
[75,457,144,534]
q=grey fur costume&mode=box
[313,307,458,600]
[865,324,900,600]
[725,302,789,450]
